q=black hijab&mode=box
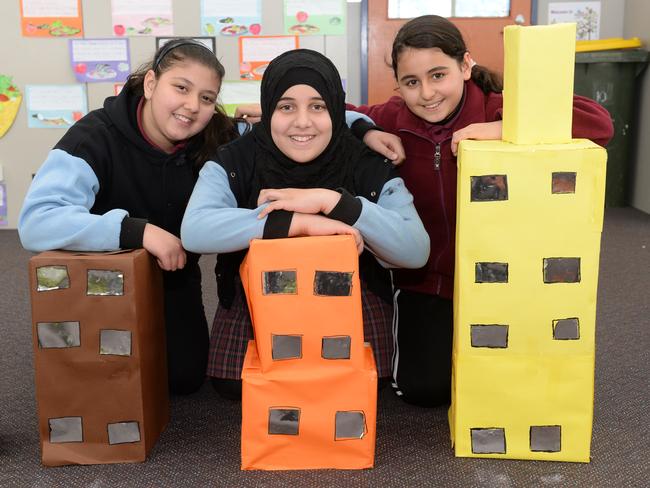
[249,49,368,201]
[213,49,398,307]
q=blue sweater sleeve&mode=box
[181,161,267,254]
[345,110,373,127]
[354,178,430,269]
[18,149,127,252]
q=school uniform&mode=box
[19,85,216,394]
[349,79,614,406]
[181,49,430,395]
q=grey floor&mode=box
[1,207,649,487]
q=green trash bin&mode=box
[574,49,649,207]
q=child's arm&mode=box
[19,149,187,270]
[352,177,429,268]
[255,180,430,269]
[19,149,128,252]
[451,93,614,155]
[451,120,503,156]
[571,95,614,146]
[181,162,363,254]
[181,161,266,254]
[346,102,406,164]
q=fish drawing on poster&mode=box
[549,2,601,40]
[20,0,83,37]
[284,0,345,36]
[70,39,131,83]
[201,0,263,37]
[26,85,87,129]
[111,0,174,36]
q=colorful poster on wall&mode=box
[20,0,83,37]
[201,0,262,37]
[219,81,261,116]
[26,85,87,129]
[239,36,298,80]
[69,39,131,83]
[549,2,601,40]
[0,76,22,139]
[0,182,7,227]
[111,0,173,37]
[283,0,345,36]
[156,36,216,52]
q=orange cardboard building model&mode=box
[240,236,377,470]
[29,249,168,466]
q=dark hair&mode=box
[124,39,239,168]
[391,15,502,94]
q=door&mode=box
[365,0,533,105]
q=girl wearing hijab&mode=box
[181,49,429,399]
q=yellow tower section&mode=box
[449,23,607,462]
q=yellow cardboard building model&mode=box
[449,23,607,462]
[240,236,377,470]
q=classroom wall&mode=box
[624,0,650,214]
[534,0,625,38]
[0,0,362,230]
[1,1,644,231]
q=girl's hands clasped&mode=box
[257,188,341,219]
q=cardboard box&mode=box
[29,249,168,466]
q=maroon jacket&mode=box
[349,80,614,299]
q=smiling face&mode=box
[396,47,471,124]
[270,84,333,163]
[141,60,220,152]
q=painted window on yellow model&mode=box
[471,175,508,201]
[471,324,509,348]
[475,262,509,283]
[530,425,561,452]
[471,427,506,454]
[552,318,580,340]
[543,258,581,283]
[552,172,576,194]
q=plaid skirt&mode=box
[206,278,394,379]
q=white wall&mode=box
[535,0,625,38]
[0,0,361,229]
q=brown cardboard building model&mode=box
[29,249,168,466]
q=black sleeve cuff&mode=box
[119,217,148,249]
[350,118,384,140]
[263,210,294,239]
[326,189,362,226]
